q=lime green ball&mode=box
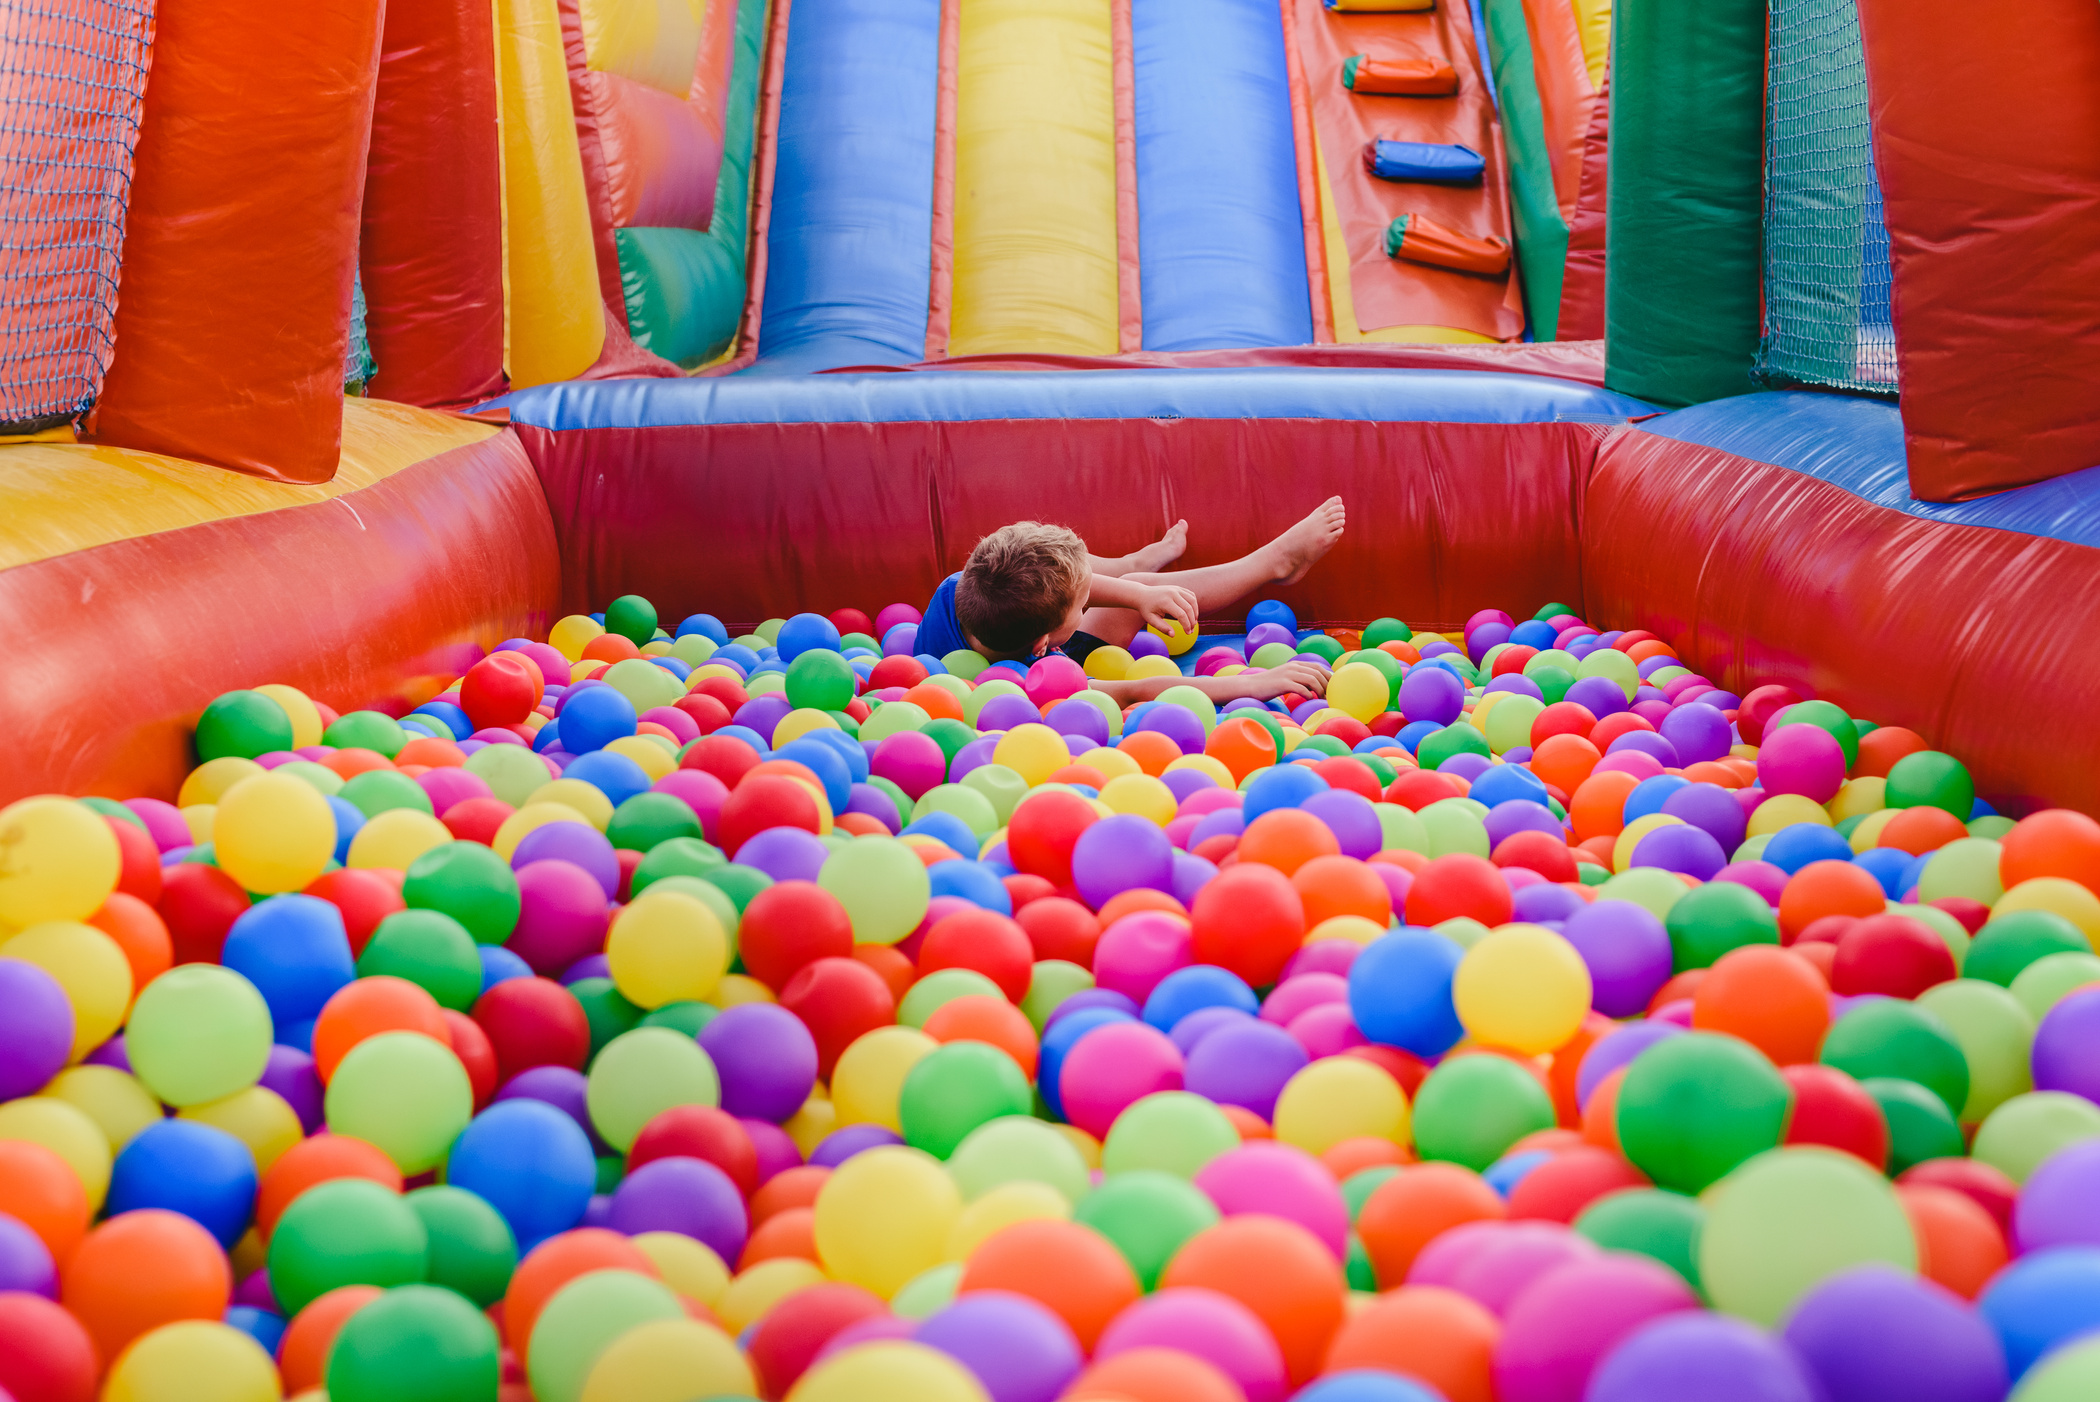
[1417,722,1491,771]
[1821,998,1969,1116]
[1772,699,1860,769]
[196,691,295,762]
[1362,618,1414,647]
[1411,1053,1555,1171]
[527,1269,684,1402]
[341,769,435,819]
[326,1031,475,1173]
[326,710,409,759]
[567,977,643,1058]
[605,596,659,647]
[1886,750,1974,817]
[897,1042,1031,1158]
[1617,1032,1790,1193]
[1342,1166,1401,1222]
[892,1263,963,1320]
[269,1177,429,1315]
[1972,1090,2100,1183]
[404,840,521,944]
[2011,951,2100,1021]
[2016,1339,2100,1402]
[1251,642,1298,669]
[1699,1146,1916,1326]
[1297,635,1345,664]
[786,650,857,713]
[841,632,882,654]
[359,909,483,1011]
[585,1027,720,1153]
[1101,1091,1240,1178]
[1665,880,1780,972]
[327,1282,500,1402]
[405,1186,518,1308]
[1020,960,1093,1033]
[942,649,988,681]
[915,784,998,841]
[897,968,1003,1027]
[630,836,725,895]
[1074,1169,1220,1290]
[1915,978,2035,1123]
[1574,1188,1706,1290]
[606,793,704,853]
[1295,734,1350,760]
[947,1114,1089,1203]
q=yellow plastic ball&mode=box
[492,801,592,859]
[1849,809,1901,852]
[528,779,615,831]
[1273,1056,1412,1156]
[1452,923,1593,1055]
[1306,914,1389,946]
[607,891,730,1009]
[1827,777,1887,823]
[549,615,605,662]
[631,1232,732,1307]
[213,772,336,894]
[250,684,325,750]
[994,725,1070,788]
[715,973,777,1007]
[1076,746,1143,780]
[180,1085,304,1172]
[1051,1123,1102,1169]
[1327,663,1389,723]
[346,808,453,871]
[581,1318,756,1402]
[1748,793,1834,839]
[1083,646,1133,681]
[786,1096,838,1157]
[1099,773,1177,827]
[604,735,677,781]
[1613,813,1686,873]
[813,1146,963,1299]
[832,1025,937,1132]
[1147,617,1200,657]
[1,921,132,1060]
[716,1257,827,1332]
[944,1180,1070,1261]
[1126,654,1181,681]
[0,1094,112,1208]
[0,797,122,927]
[773,708,842,749]
[181,805,216,844]
[41,1065,161,1153]
[103,1320,280,1402]
[1994,877,2100,948]
[176,758,264,810]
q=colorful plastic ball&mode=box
[1663,879,1779,971]
[781,957,898,1081]
[1551,900,1666,1017]
[527,1267,685,1402]
[0,798,121,926]
[1156,1214,1343,1387]
[1411,1053,1555,1172]
[1070,813,1174,911]
[1452,924,1591,1055]
[1272,1055,1410,1157]
[1068,1171,1217,1292]
[1059,1020,1185,1138]
[322,1281,500,1402]
[1184,861,1303,987]
[1698,1146,1918,1327]
[401,1183,518,1309]
[2031,986,2100,1105]
[1821,998,1970,1118]
[2001,1337,2100,1402]
[608,1155,748,1264]
[355,907,482,1012]
[1617,1031,1792,1193]
[1571,1189,1705,1291]
[1183,1016,1307,1120]
[688,1002,814,1124]
[1885,751,1974,818]
[324,1030,470,1179]
[1094,1287,1286,1402]
[790,1340,991,1402]
[585,1026,720,1152]
[1585,1312,1819,1402]
[914,1289,1085,1402]
[1975,1245,2100,1380]
[0,920,129,1064]
[811,1144,960,1299]
[1757,724,1847,804]
[99,1319,279,1402]
[0,1288,99,1402]
[1490,1251,1699,1402]
[818,836,932,946]
[1693,944,1830,1066]
[898,1041,1033,1159]
[1780,1263,2008,1402]
[105,1120,256,1249]
[1347,928,1465,1058]
[0,957,72,1100]
[61,1207,232,1363]
[1194,1140,1350,1259]
[606,889,729,1009]
[445,1097,595,1253]
[211,770,336,894]
[124,962,272,1107]
[1097,1090,1239,1180]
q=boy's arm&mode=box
[1085,573,1197,633]
[1089,661,1329,707]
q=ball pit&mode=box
[3,597,2099,1402]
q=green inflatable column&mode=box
[1603,0,1766,407]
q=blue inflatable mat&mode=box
[1364,140,1486,184]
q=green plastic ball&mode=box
[920,718,978,767]
[1574,1188,1706,1290]
[785,650,857,713]
[125,963,274,1108]
[405,1185,518,1308]
[1964,910,2090,986]
[1863,1076,1965,1173]
[1296,635,1344,664]
[404,841,522,944]
[698,861,773,915]
[1019,960,1093,1033]
[325,1031,474,1174]
[1362,618,1414,648]
[1770,700,1859,769]
[1073,1168,1221,1290]
[325,710,409,759]
[1100,1091,1240,1179]
[327,1282,500,1402]
[340,768,435,819]
[1528,665,1575,706]
[358,909,483,1011]
[1820,998,1969,1117]
[1971,1091,2100,1183]
[947,1115,1090,1204]
[1885,751,1975,818]
[1341,1166,1402,1222]
[604,596,659,648]
[526,1268,683,1402]
[1914,978,2036,1123]
[268,1177,429,1315]
[897,1043,1031,1159]
[1699,1146,1916,1326]
[568,977,643,1057]
[1411,1053,1556,1172]
[1417,723,1492,772]
[2011,952,2100,1022]
[606,793,704,853]
[1616,1032,1791,1194]
[1664,880,1780,971]
[196,691,295,762]
[586,1027,720,1153]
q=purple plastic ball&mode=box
[1044,988,1142,1028]
[1160,769,1217,804]
[1565,676,1629,718]
[2032,989,2100,1108]
[259,1045,324,1134]
[1658,703,1733,765]
[1133,705,1207,756]
[1301,789,1382,859]
[977,693,1042,733]
[1183,1017,1308,1120]
[845,784,902,834]
[1576,1020,1685,1108]
[607,1156,748,1263]
[1590,1313,1819,1402]
[1246,623,1295,653]
[497,1065,605,1149]
[915,1290,1085,1402]
[1129,633,1169,660]
[1171,851,1219,906]
[1398,667,1465,727]
[949,735,1001,783]
[1484,674,1545,703]
[1561,900,1675,1019]
[511,823,620,899]
[1438,752,1495,783]
[698,1003,819,1124]
[0,1211,56,1297]
[1631,824,1727,881]
[732,695,794,746]
[1662,783,1749,854]
[0,958,73,1100]
[1781,1265,2008,1402]
[1609,731,1681,767]
[1044,698,1110,749]
[1484,800,1563,851]
[810,1124,904,1167]
[736,826,831,884]
[1071,813,1176,909]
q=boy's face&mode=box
[1031,567,1092,656]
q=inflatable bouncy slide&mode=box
[9,1,2100,1400]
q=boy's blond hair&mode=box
[954,522,1089,659]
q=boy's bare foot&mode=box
[1129,519,1188,574]
[1268,497,1346,584]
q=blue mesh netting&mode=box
[1756,0,1898,396]
[345,270,374,390]
[0,0,155,433]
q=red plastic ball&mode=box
[629,1105,759,1196]
[1491,831,1578,883]
[1007,789,1100,890]
[441,1009,500,1108]
[681,733,762,788]
[673,693,734,735]
[442,796,515,846]
[303,867,409,957]
[105,813,163,904]
[1388,769,1466,811]
[746,1282,888,1397]
[1015,896,1101,968]
[1781,1063,1890,1171]
[1829,913,1957,999]
[1529,702,1598,745]
[779,956,897,1080]
[867,655,930,691]
[1506,1146,1649,1222]
[1190,863,1306,987]
[1003,873,1057,911]
[739,881,856,993]
[1404,853,1514,928]
[0,1288,99,1402]
[473,976,591,1078]
[717,776,824,857]
[1735,685,1804,745]
[157,863,253,964]
[1311,757,1383,802]
[462,653,541,730]
[1897,1157,2020,1237]
[918,908,1034,1002]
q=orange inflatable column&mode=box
[90,0,383,483]
[361,0,508,409]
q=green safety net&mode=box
[1755,0,1898,396]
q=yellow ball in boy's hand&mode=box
[1147,617,1199,656]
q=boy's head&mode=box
[955,522,1090,660]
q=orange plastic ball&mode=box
[960,1219,1139,1352]
[311,974,450,1081]
[0,1139,90,1265]
[1322,1284,1501,1402]
[1877,806,1968,857]
[1898,1183,2008,1300]
[1293,854,1393,927]
[740,1206,819,1269]
[1239,810,1342,876]
[1116,730,1183,777]
[923,994,1040,1079]
[1692,944,1831,1065]
[1568,770,1640,843]
[256,1133,404,1240]
[1160,1215,1346,1386]
[1070,1348,1244,1402]
[60,1208,230,1364]
[87,891,174,995]
[504,1228,661,1363]
[2000,809,2100,896]
[1853,726,1929,778]
[1096,888,1188,925]
[1582,1065,1628,1155]
[902,683,966,722]
[751,1166,830,1226]
[1205,716,1279,783]
[1777,860,1890,942]
[279,1285,384,1393]
[1190,863,1307,987]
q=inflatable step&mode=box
[1341,53,1459,95]
[1362,139,1486,184]
[1325,0,1436,11]
[1383,212,1511,275]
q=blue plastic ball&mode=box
[221,894,356,1029]
[677,614,729,645]
[1242,763,1330,824]
[444,1099,596,1253]
[107,1120,258,1247]
[1246,599,1298,637]
[563,750,651,808]
[1142,965,1259,1033]
[1347,927,1465,1058]
[925,860,1014,915]
[776,613,841,663]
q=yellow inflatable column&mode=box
[949,0,1119,357]
[493,0,607,386]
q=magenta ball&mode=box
[1661,782,1748,853]
[872,731,948,800]
[697,1003,818,1124]
[1492,1254,1700,1402]
[652,769,728,841]
[0,959,73,1101]
[507,859,611,975]
[1092,911,1194,1005]
[1444,1222,1597,1318]
[1057,1021,1184,1138]
[1287,1002,1367,1058]
[741,1118,803,1185]
[1023,656,1089,712]
[1071,814,1176,911]
[1756,724,1847,803]
[606,1156,748,1263]
[1183,1018,1308,1121]
[1260,974,1349,1027]
[1095,1288,1289,1402]
[1408,1219,1510,1289]
[1193,1141,1349,1259]
[418,767,493,815]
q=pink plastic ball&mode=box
[642,706,701,744]
[872,732,949,801]
[1492,1254,1700,1402]
[1756,724,1847,803]
[418,767,492,815]
[1091,911,1194,1004]
[1443,1221,1598,1318]
[1193,1141,1350,1259]
[507,859,611,975]
[1259,973,1348,1027]
[1024,655,1089,711]
[1057,1021,1184,1138]
[652,770,729,843]
[1286,1002,1366,1058]
[1280,939,1361,982]
[1095,1288,1289,1402]
[124,797,193,853]
[874,603,923,637]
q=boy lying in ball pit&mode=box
[912,497,1348,704]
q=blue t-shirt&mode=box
[916,571,968,660]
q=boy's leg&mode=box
[1079,497,1346,645]
[1089,519,1188,578]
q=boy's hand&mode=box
[1234,661,1329,700]
[1134,583,1198,635]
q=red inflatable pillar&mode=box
[362,0,509,409]
[89,0,383,483]
[1856,0,2100,501]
